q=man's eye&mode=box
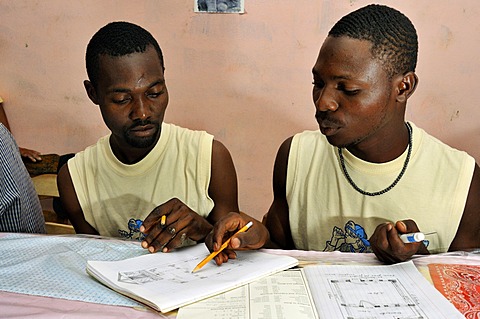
[148,92,162,98]
[113,99,129,104]
[343,89,360,96]
[337,84,359,96]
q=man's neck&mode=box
[109,137,156,165]
[346,123,410,163]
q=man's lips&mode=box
[129,124,156,136]
[130,124,154,131]
[318,119,342,136]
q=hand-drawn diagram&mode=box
[305,262,464,319]
[118,254,250,284]
[328,276,426,319]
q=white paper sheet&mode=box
[87,244,298,313]
[303,261,465,319]
[177,269,318,319]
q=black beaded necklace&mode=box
[337,122,412,196]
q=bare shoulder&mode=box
[57,161,99,234]
[264,136,295,249]
[57,163,72,192]
[210,139,236,175]
[56,163,80,216]
[207,139,239,222]
[211,139,231,159]
[272,136,294,194]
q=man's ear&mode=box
[396,72,418,103]
[84,80,99,105]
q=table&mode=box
[1,233,478,318]
[0,233,174,319]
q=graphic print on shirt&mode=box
[324,220,372,253]
[118,217,145,241]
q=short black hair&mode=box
[328,4,417,78]
[85,21,165,88]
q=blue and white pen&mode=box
[399,232,425,243]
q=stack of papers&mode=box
[87,244,298,313]
[177,260,465,319]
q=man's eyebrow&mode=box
[312,69,352,81]
[332,75,352,81]
[108,79,165,94]
[149,79,165,88]
[110,88,130,93]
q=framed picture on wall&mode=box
[195,0,244,13]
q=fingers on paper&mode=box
[214,250,237,266]
[145,218,191,253]
[141,198,191,251]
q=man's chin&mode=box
[127,136,158,148]
[124,131,159,148]
[125,126,161,148]
[325,135,342,147]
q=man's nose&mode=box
[130,97,150,120]
[314,88,339,112]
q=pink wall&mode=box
[1,1,479,220]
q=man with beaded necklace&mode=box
[207,4,480,264]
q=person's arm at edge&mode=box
[449,163,480,251]
[57,163,99,235]
[263,136,296,250]
[0,102,11,131]
[199,139,240,263]
[207,136,295,266]
[205,139,240,228]
[0,102,41,162]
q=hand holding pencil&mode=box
[202,212,270,268]
[192,221,253,272]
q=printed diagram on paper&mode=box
[327,275,424,319]
[118,254,251,284]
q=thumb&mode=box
[230,237,242,249]
[396,219,420,233]
[395,220,408,233]
[232,231,264,250]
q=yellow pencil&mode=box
[192,221,253,273]
[160,215,166,228]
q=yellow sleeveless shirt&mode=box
[287,122,474,253]
[68,123,214,239]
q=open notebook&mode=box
[86,243,298,313]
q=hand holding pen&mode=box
[370,219,430,264]
[399,232,425,243]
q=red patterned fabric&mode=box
[429,263,480,318]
